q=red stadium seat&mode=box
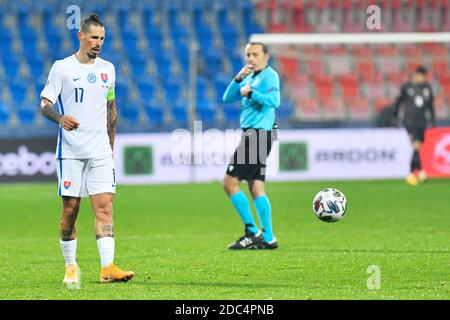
[292,0,314,32]
[304,60,325,75]
[321,96,346,120]
[403,45,424,58]
[374,97,393,113]
[365,75,386,99]
[338,74,360,98]
[345,96,371,120]
[406,60,425,73]
[298,97,321,120]
[302,45,324,57]
[432,61,449,77]
[279,57,299,79]
[289,74,312,99]
[439,74,450,98]
[424,43,448,57]
[352,46,375,60]
[387,72,409,87]
[434,96,448,120]
[356,61,376,81]
[314,74,335,98]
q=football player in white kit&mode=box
[40,14,134,284]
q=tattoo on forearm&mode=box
[60,228,76,241]
[96,224,114,240]
[41,100,61,124]
[107,99,117,150]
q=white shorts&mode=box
[56,156,116,198]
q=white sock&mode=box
[97,237,115,268]
[60,239,77,266]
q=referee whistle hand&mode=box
[235,64,254,81]
[60,115,80,131]
[240,83,251,97]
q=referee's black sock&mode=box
[411,151,421,172]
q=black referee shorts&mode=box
[405,124,426,142]
[226,128,273,182]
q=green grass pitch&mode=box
[0,180,448,300]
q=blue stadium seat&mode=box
[213,74,231,102]
[17,103,36,125]
[137,80,155,102]
[119,102,140,124]
[204,52,223,77]
[0,102,10,124]
[130,54,148,76]
[28,59,44,79]
[10,82,27,104]
[223,102,241,125]
[172,100,188,125]
[164,80,182,102]
[144,101,164,126]
[196,99,216,125]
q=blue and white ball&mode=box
[312,188,347,222]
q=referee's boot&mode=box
[260,237,278,250]
[228,227,263,250]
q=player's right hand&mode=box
[60,115,80,131]
[235,64,254,82]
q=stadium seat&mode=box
[439,73,450,98]
[119,102,141,124]
[143,101,165,127]
[172,102,188,126]
[374,97,393,113]
[17,103,36,125]
[297,97,321,121]
[279,57,299,80]
[313,75,335,98]
[365,74,386,99]
[434,96,448,119]
[0,102,10,124]
[346,96,371,120]
[288,74,311,99]
[357,61,376,82]
[222,102,241,125]
[338,74,360,98]
[321,97,346,120]
[137,80,155,103]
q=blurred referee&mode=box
[392,66,435,186]
[222,42,280,249]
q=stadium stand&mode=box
[0,0,449,135]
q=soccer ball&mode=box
[312,188,347,222]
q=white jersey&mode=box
[41,55,115,159]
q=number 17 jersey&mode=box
[41,54,116,159]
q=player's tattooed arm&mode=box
[107,99,118,151]
[41,97,80,130]
[40,97,62,124]
[96,224,114,240]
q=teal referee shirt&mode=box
[222,66,280,130]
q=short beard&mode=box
[87,52,97,59]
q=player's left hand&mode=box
[240,84,251,97]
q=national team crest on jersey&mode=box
[101,73,108,83]
[87,73,97,83]
[63,181,72,189]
